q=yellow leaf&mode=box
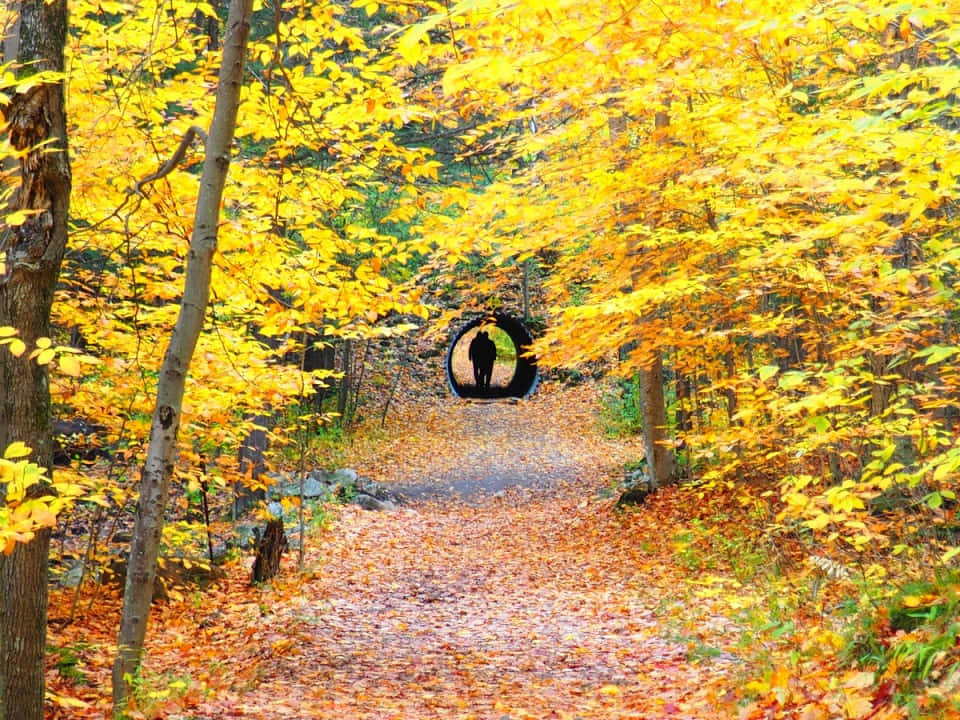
[805,513,832,530]
[4,441,31,460]
[47,691,91,709]
[31,503,58,528]
[4,209,37,226]
[901,594,939,608]
[396,21,432,66]
[844,694,874,719]
[743,679,769,695]
[58,354,82,377]
[842,670,876,689]
[770,665,790,689]
[8,338,25,357]
[35,337,51,349]
[34,347,55,366]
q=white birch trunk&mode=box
[112,0,254,711]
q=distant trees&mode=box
[406,0,960,552]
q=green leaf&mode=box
[778,371,809,391]
[915,345,960,365]
[758,364,779,381]
[808,415,831,433]
[942,547,960,563]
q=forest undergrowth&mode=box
[44,382,960,719]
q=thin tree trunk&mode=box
[0,1,70,718]
[338,338,353,422]
[112,0,253,712]
[522,259,531,322]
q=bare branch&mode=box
[131,124,208,196]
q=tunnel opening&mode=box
[446,313,539,399]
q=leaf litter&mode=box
[44,384,811,718]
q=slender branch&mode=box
[132,124,208,196]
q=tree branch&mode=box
[131,125,208,196]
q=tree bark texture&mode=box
[0,2,70,718]
[251,518,287,584]
[638,355,675,488]
[112,0,254,713]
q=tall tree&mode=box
[608,109,676,489]
[0,1,71,718]
[408,0,960,550]
[111,0,254,712]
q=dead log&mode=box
[251,518,287,584]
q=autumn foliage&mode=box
[3,0,960,716]
[406,0,960,558]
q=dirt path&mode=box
[165,386,736,719]
[373,388,632,501]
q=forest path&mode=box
[161,385,738,719]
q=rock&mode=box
[59,562,85,588]
[330,468,358,486]
[264,470,289,485]
[267,467,403,506]
[53,418,109,466]
[233,523,259,550]
[615,483,651,509]
[273,474,331,499]
[267,501,285,519]
[303,475,333,498]
[353,492,397,511]
[210,541,231,563]
[103,555,222,602]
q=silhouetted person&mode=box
[469,330,497,392]
[469,330,484,389]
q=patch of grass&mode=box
[600,378,644,437]
[665,630,729,664]
[841,573,960,689]
[672,529,713,572]
[133,669,201,717]
[308,500,334,531]
[487,326,516,363]
[49,642,92,685]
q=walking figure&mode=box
[468,330,497,392]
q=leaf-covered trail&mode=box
[160,386,740,718]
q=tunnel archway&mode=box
[446,313,539,399]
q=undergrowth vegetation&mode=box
[602,386,960,718]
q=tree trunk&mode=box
[251,518,287,584]
[638,355,675,488]
[338,338,353,422]
[608,109,676,490]
[112,0,254,712]
[0,2,70,718]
